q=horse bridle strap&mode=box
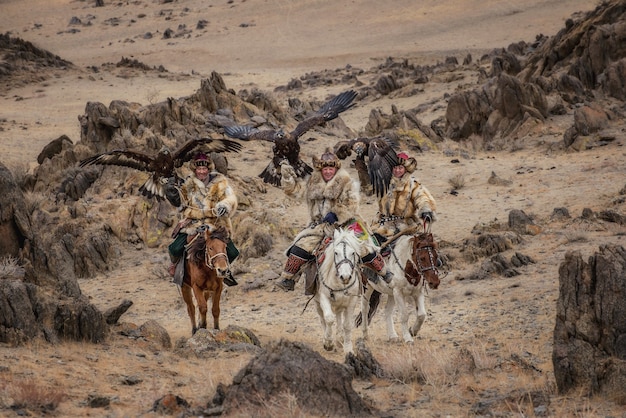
[319,240,359,296]
[334,241,355,272]
[205,250,228,270]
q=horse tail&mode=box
[355,289,381,327]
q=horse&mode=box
[359,229,441,343]
[181,224,231,335]
[313,227,369,354]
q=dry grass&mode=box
[0,376,66,413]
[0,256,25,279]
[23,191,45,216]
[448,173,466,190]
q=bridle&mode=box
[205,244,228,270]
[319,237,359,297]
[188,225,229,271]
[408,243,439,287]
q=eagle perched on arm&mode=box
[333,136,399,197]
[79,137,242,200]
[224,89,358,187]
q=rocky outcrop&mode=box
[217,339,375,416]
[553,244,626,399]
[445,0,626,145]
[0,162,109,345]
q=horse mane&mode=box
[209,225,229,243]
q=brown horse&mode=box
[182,224,231,335]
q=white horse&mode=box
[360,232,441,343]
[314,227,369,354]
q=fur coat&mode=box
[288,167,362,254]
[373,173,437,236]
[179,171,238,233]
[306,167,360,225]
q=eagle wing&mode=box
[79,149,157,172]
[224,125,278,142]
[172,137,242,167]
[367,136,399,198]
[289,89,357,140]
[79,149,171,200]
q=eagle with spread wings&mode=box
[223,89,358,187]
[333,136,399,197]
[79,137,242,200]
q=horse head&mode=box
[199,224,230,278]
[331,228,360,284]
[407,233,440,289]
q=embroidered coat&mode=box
[373,173,437,236]
[179,171,238,234]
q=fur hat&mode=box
[396,152,417,173]
[191,152,215,170]
[313,147,341,170]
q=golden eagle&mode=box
[333,136,399,197]
[79,137,242,200]
[224,89,358,187]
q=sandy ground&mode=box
[2,0,626,417]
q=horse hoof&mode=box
[323,342,334,352]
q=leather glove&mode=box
[322,212,338,224]
[215,203,229,217]
[420,211,433,223]
[164,180,181,207]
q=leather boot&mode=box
[276,252,310,292]
[223,271,238,287]
[168,256,180,277]
[362,252,393,283]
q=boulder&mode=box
[553,245,626,400]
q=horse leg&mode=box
[410,291,426,337]
[383,293,400,342]
[210,289,221,330]
[341,301,357,354]
[318,295,336,352]
[335,308,345,351]
[393,289,414,343]
[192,285,208,330]
[360,291,369,342]
[181,285,198,335]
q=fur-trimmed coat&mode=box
[178,171,238,233]
[288,167,362,255]
[373,173,437,236]
[306,167,360,225]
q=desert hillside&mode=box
[1,0,625,417]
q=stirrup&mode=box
[276,278,295,292]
